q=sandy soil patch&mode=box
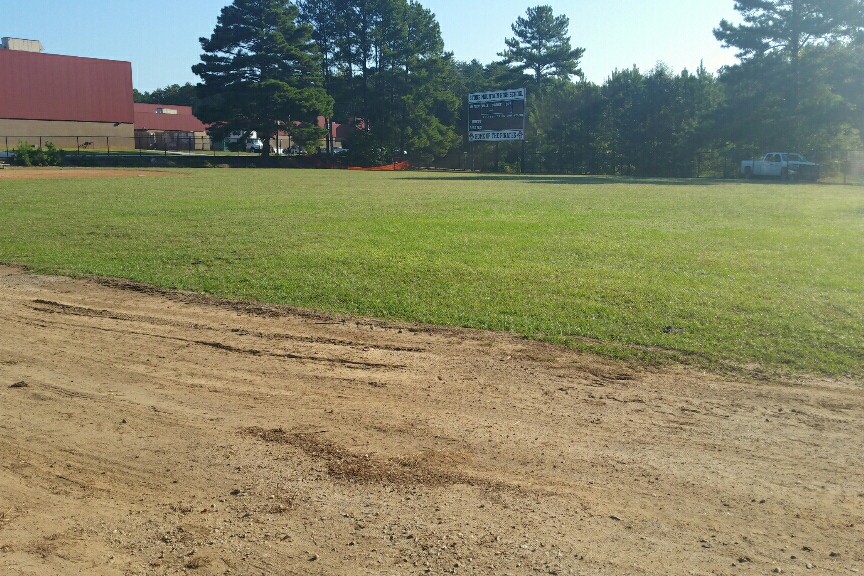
[0,168,172,180]
[0,265,861,575]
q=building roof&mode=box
[134,103,207,132]
[0,50,134,124]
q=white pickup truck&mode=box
[225,130,264,153]
[741,153,819,181]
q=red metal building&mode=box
[0,43,134,149]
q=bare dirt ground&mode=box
[0,264,861,576]
[0,168,172,180]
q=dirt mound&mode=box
[244,426,477,488]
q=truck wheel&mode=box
[744,166,753,179]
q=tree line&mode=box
[140,0,863,174]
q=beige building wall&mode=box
[0,119,134,150]
[134,129,213,151]
[194,131,212,151]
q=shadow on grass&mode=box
[397,173,742,186]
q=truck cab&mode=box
[224,130,263,153]
[741,153,819,181]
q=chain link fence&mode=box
[0,134,300,157]
[3,134,205,156]
[432,142,864,184]
[4,133,863,183]
[847,152,864,184]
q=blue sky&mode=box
[1,0,741,91]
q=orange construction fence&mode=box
[347,161,410,171]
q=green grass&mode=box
[1,169,862,377]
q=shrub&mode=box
[11,142,35,166]
[11,141,63,167]
[289,123,327,155]
[44,142,62,165]
[342,130,399,167]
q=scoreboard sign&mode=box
[468,88,526,142]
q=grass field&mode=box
[1,168,862,377]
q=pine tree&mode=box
[715,0,863,148]
[135,83,199,106]
[714,0,863,61]
[498,5,585,87]
[192,0,333,155]
[299,0,460,162]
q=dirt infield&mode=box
[0,167,173,180]
[0,265,861,575]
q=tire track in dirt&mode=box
[0,264,862,576]
[30,299,410,370]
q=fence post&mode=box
[521,140,526,175]
[106,136,110,155]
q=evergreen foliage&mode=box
[166,0,862,172]
[298,0,460,162]
[134,83,199,106]
[714,0,864,152]
[714,0,863,60]
[288,122,327,153]
[498,5,585,86]
[192,0,332,156]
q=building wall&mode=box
[132,103,211,151]
[0,50,134,124]
[0,49,134,151]
[134,129,212,151]
[0,119,134,150]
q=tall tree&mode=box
[498,5,585,87]
[372,1,460,160]
[714,0,864,109]
[192,0,333,156]
[297,0,338,151]
[593,64,725,177]
[823,39,864,137]
[527,79,604,174]
[714,0,862,61]
[719,42,863,153]
[300,0,459,162]
[600,66,647,174]
[715,0,864,151]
